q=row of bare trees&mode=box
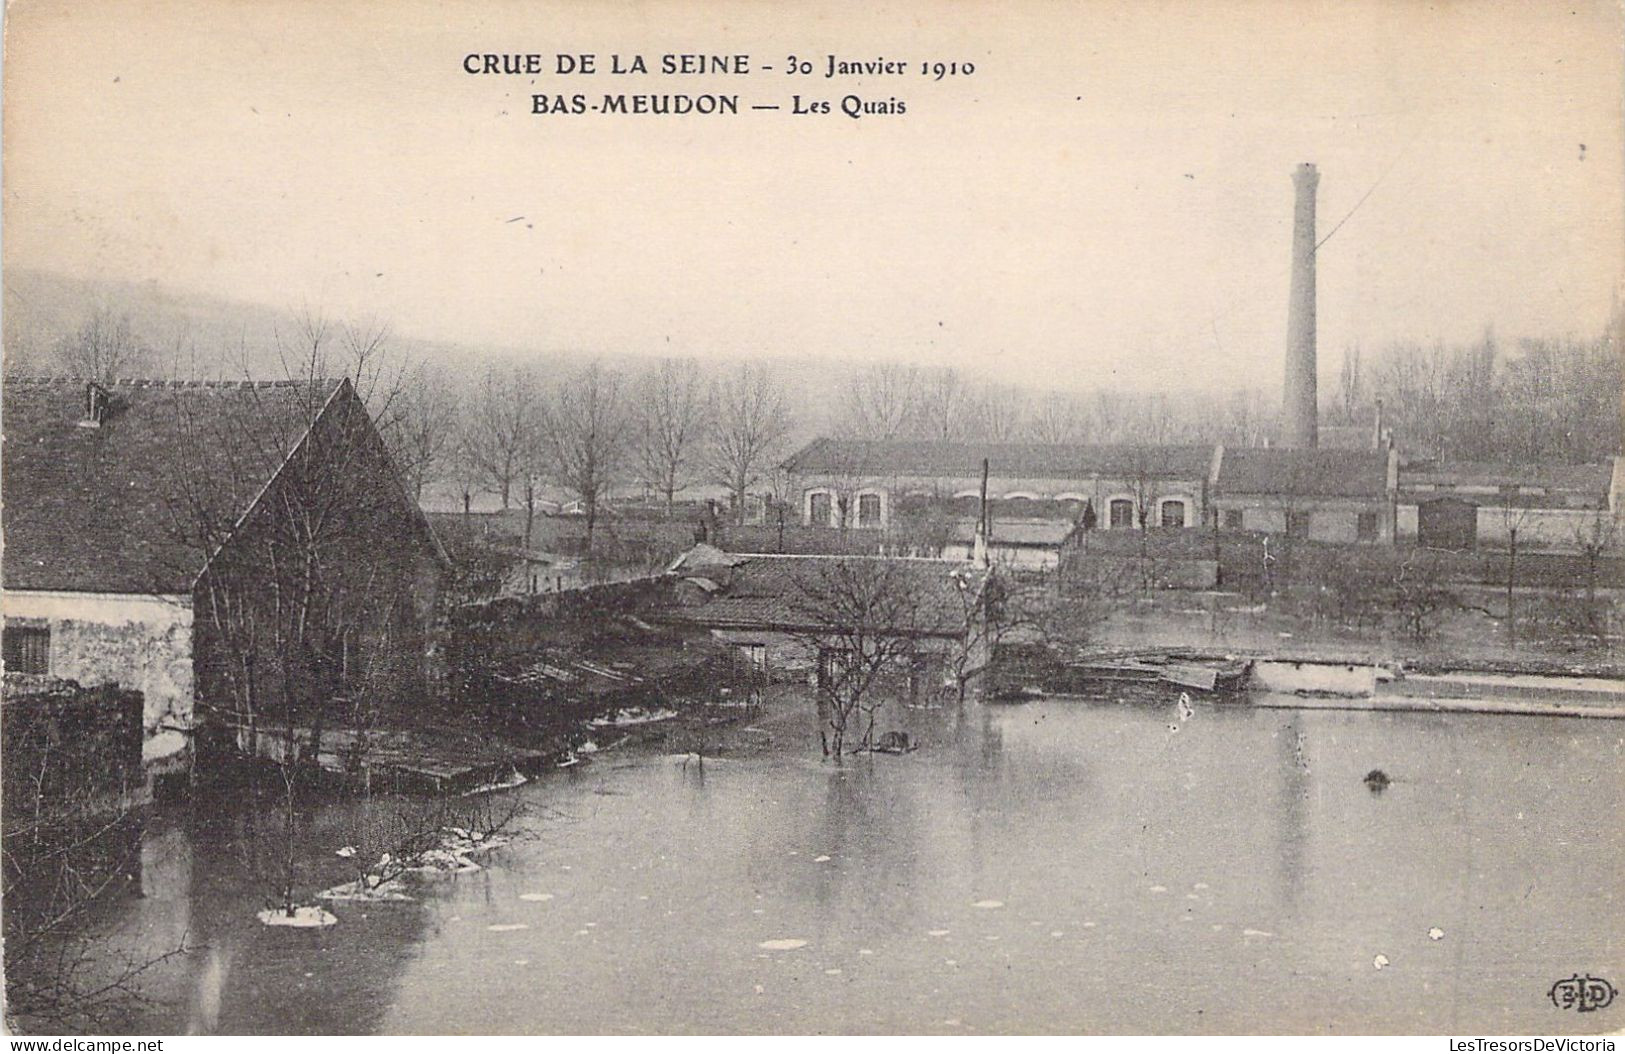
[1332,329,1621,464]
[446,359,795,549]
[836,362,1276,448]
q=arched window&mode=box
[806,489,833,527]
[855,490,886,528]
[1159,498,1190,528]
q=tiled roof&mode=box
[3,377,347,593]
[1215,447,1389,499]
[783,437,1213,480]
[667,550,986,637]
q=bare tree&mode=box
[707,363,793,525]
[1026,391,1087,444]
[541,362,630,556]
[458,363,542,511]
[1335,344,1364,426]
[914,367,970,441]
[789,560,925,760]
[57,307,148,382]
[1573,508,1619,612]
[162,315,440,923]
[843,363,920,440]
[379,363,460,501]
[967,381,1028,442]
[2,690,187,1031]
[633,358,705,515]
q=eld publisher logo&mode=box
[1550,975,1617,1013]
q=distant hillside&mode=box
[1,269,1265,452]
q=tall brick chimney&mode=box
[1282,162,1319,448]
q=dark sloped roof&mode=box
[1216,447,1389,499]
[3,377,349,593]
[1399,460,1614,496]
[783,437,1213,480]
[668,550,986,637]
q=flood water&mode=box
[89,695,1624,1034]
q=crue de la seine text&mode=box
[461,52,977,119]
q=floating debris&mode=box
[462,769,529,796]
[971,899,1005,909]
[258,906,337,928]
[813,855,832,863]
[1428,927,1444,941]
[1242,928,1274,938]
[319,878,413,902]
[927,929,951,937]
[1373,954,1390,970]
[520,893,554,902]
[758,938,808,951]
[487,923,529,932]
[1364,769,1391,793]
[1149,885,1168,894]
[334,845,357,859]
[589,707,678,728]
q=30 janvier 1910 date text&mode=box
[462,53,975,80]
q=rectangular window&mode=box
[808,492,831,526]
[1356,512,1379,541]
[857,493,882,528]
[1224,509,1244,529]
[1109,499,1136,529]
[3,625,50,675]
[1286,511,1312,539]
[739,643,767,672]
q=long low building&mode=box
[782,437,1216,532]
[1397,458,1622,551]
[778,436,1622,555]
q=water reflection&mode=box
[40,697,1625,1034]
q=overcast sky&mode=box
[5,0,1621,391]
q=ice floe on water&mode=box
[1149,885,1167,894]
[258,906,337,928]
[813,855,832,863]
[591,707,678,728]
[1242,929,1274,938]
[487,923,530,932]
[520,893,554,902]
[461,769,529,795]
[971,899,1004,909]
[1373,954,1390,970]
[320,877,414,902]
[927,929,950,937]
[1427,927,1444,941]
[757,938,808,950]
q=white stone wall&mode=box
[2,590,194,736]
